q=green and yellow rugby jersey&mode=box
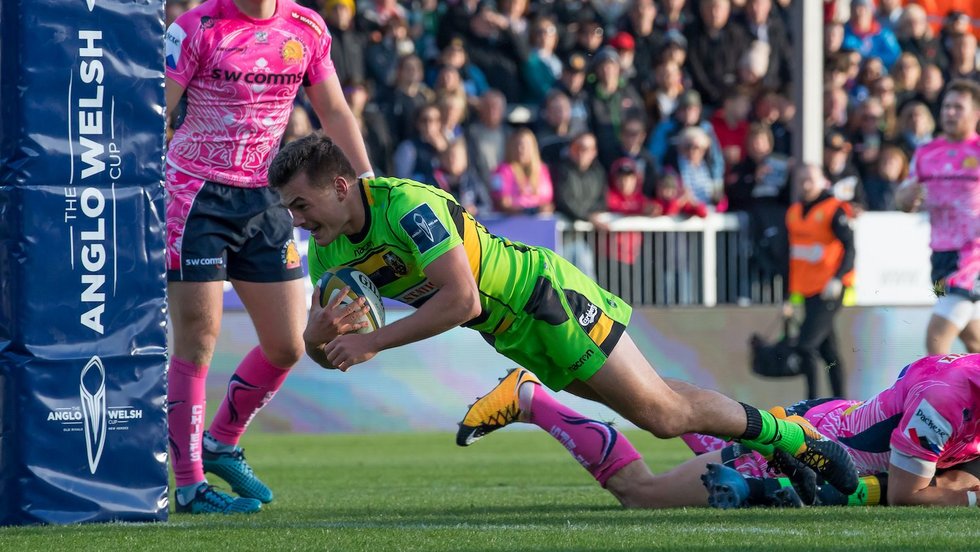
[307,177,539,336]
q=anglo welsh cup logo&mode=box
[80,356,108,474]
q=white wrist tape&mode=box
[967,491,977,507]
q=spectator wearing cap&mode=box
[467,90,509,187]
[684,0,752,108]
[939,10,974,63]
[587,46,646,169]
[523,16,564,106]
[735,0,793,94]
[660,29,689,70]
[823,130,865,208]
[345,81,394,175]
[491,128,554,215]
[323,0,366,85]
[616,118,659,199]
[895,4,948,72]
[842,0,901,70]
[565,9,605,61]
[648,89,725,182]
[462,3,530,104]
[665,126,723,208]
[617,0,663,87]
[536,90,575,170]
[945,32,980,84]
[655,0,690,34]
[609,31,638,84]
[380,54,433,146]
[557,52,592,136]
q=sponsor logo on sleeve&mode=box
[165,23,187,69]
[906,399,952,455]
[291,11,324,36]
[399,204,450,254]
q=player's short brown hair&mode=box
[268,132,356,190]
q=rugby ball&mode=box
[317,267,385,334]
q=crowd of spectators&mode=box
[165,0,979,234]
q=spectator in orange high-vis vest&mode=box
[786,163,856,400]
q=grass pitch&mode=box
[3,431,978,551]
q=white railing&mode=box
[555,211,934,308]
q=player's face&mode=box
[941,91,979,140]
[279,173,350,246]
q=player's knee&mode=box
[263,341,304,368]
[633,409,687,439]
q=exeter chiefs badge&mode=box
[383,251,408,276]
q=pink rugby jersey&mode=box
[165,0,334,187]
[909,134,980,253]
[804,353,980,479]
[683,354,980,479]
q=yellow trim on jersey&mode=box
[588,312,614,346]
[462,214,482,282]
[351,250,389,276]
[362,179,376,206]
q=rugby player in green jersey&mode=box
[267,133,860,500]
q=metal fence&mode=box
[555,214,785,307]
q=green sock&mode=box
[736,403,805,455]
[816,474,886,506]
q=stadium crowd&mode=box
[165,0,977,225]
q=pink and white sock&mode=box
[208,346,289,446]
[168,356,208,487]
[680,433,729,455]
[525,385,642,487]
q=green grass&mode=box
[3,431,978,551]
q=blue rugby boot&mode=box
[175,483,262,514]
[202,431,274,503]
[701,463,751,509]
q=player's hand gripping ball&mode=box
[317,267,385,334]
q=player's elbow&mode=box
[458,288,483,324]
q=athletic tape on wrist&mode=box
[358,171,375,179]
[968,490,977,507]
